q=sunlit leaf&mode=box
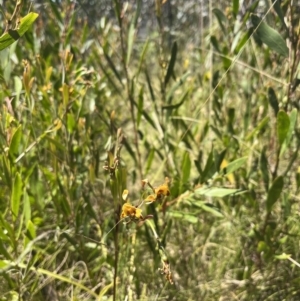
[232,0,239,18]
[0,13,39,51]
[169,211,198,224]
[222,156,248,175]
[126,21,135,65]
[181,151,191,184]
[275,253,291,260]
[9,125,22,158]
[195,187,240,198]
[277,110,290,146]
[192,201,223,217]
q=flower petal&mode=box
[144,194,157,204]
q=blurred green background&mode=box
[0,0,300,300]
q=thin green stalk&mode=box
[114,0,143,180]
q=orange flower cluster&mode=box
[120,178,170,223]
[121,203,143,221]
[142,178,170,204]
[120,189,144,223]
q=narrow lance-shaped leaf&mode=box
[0,12,39,51]
[251,14,288,57]
[272,0,287,30]
[222,156,248,175]
[286,108,298,145]
[232,0,239,18]
[137,86,144,127]
[181,151,191,184]
[212,8,227,33]
[266,176,284,212]
[126,21,135,65]
[260,147,270,191]
[9,125,22,158]
[268,87,279,116]
[280,108,297,157]
[277,110,290,146]
[164,41,177,87]
[195,187,240,198]
[11,173,22,220]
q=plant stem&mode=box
[116,0,143,180]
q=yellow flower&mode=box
[122,189,129,201]
[143,177,170,204]
[121,203,143,222]
[144,194,157,204]
[155,184,170,199]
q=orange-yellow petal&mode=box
[144,194,157,204]
[122,189,129,201]
[121,203,143,220]
[155,184,170,198]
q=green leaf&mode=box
[163,89,189,110]
[275,253,291,260]
[181,151,191,184]
[232,0,239,18]
[246,116,269,140]
[277,110,290,146]
[222,156,248,175]
[112,0,122,24]
[137,86,144,127]
[126,21,135,65]
[212,8,227,33]
[268,87,279,116]
[9,125,22,158]
[266,176,284,212]
[260,147,269,191]
[62,83,69,107]
[2,156,11,188]
[164,41,177,86]
[0,214,15,244]
[166,71,190,103]
[0,260,10,269]
[0,12,39,51]
[286,108,298,144]
[137,38,149,78]
[23,191,31,225]
[0,239,12,260]
[195,187,240,198]
[145,148,155,174]
[26,220,36,240]
[257,241,270,253]
[11,173,22,220]
[169,211,198,224]
[200,150,215,182]
[272,0,287,29]
[67,113,76,133]
[233,29,251,53]
[280,108,297,156]
[251,14,288,57]
[192,201,223,217]
[210,35,221,52]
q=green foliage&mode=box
[251,14,289,57]
[0,0,300,300]
[266,176,284,212]
[0,12,39,51]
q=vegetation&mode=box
[0,0,300,300]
